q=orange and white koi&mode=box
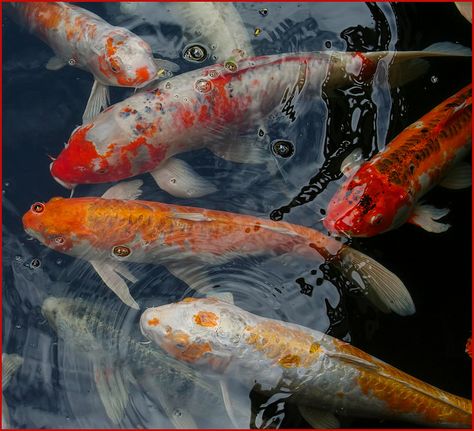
[22,181,414,314]
[5,2,176,123]
[49,45,470,197]
[141,297,472,428]
[324,84,472,237]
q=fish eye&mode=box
[370,214,384,225]
[108,57,122,74]
[31,202,45,213]
[54,236,65,245]
[68,58,76,66]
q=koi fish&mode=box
[141,297,472,428]
[41,296,242,428]
[49,45,470,197]
[324,84,472,237]
[5,2,177,123]
[455,2,472,23]
[2,353,23,429]
[23,181,414,315]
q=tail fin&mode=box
[336,247,415,316]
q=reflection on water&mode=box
[2,2,471,429]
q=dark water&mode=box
[2,2,471,429]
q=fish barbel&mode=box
[324,84,472,237]
[49,45,470,197]
[141,297,472,428]
[5,2,177,123]
[23,181,414,315]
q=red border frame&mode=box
[0,1,472,430]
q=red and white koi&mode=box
[49,45,470,197]
[5,2,176,123]
[141,297,472,428]
[22,181,414,315]
[324,84,472,237]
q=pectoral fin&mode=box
[338,248,415,316]
[440,163,472,189]
[340,148,363,177]
[207,137,269,164]
[90,260,139,309]
[298,406,340,429]
[150,157,217,198]
[46,56,67,71]
[408,204,450,233]
[156,388,198,428]
[101,180,143,200]
[83,80,110,124]
[93,360,129,425]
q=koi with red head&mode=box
[325,84,472,237]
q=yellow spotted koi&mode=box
[324,84,472,237]
[141,297,472,428]
[22,181,414,314]
[5,2,176,122]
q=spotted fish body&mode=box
[141,298,472,428]
[5,3,158,89]
[49,49,426,189]
[22,190,414,314]
[324,84,472,237]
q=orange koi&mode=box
[324,84,472,237]
[141,297,472,428]
[22,181,414,314]
[5,2,176,122]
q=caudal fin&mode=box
[337,247,415,316]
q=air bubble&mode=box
[183,44,208,63]
[271,140,295,158]
[254,28,262,37]
[431,75,439,84]
[325,41,332,49]
[259,8,268,16]
[195,79,213,93]
[30,258,41,269]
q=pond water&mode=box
[2,2,471,428]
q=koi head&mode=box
[324,165,412,237]
[22,197,98,257]
[92,29,157,88]
[140,298,249,370]
[50,108,162,187]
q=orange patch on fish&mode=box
[333,338,472,426]
[245,321,321,368]
[278,354,301,368]
[147,317,160,326]
[194,311,219,327]
[182,297,197,303]
[466,337,472,358]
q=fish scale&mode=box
[141,298,472,428]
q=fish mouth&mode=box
[49,163,76,190]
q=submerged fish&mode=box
[49,45,470,197]
[23,181,414,315]
[2,353,23,429]
[41,296,241,428]
[141,297,472,428]
[324,84,472,237]
[170,2,253,62]
[5,2,177,123]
